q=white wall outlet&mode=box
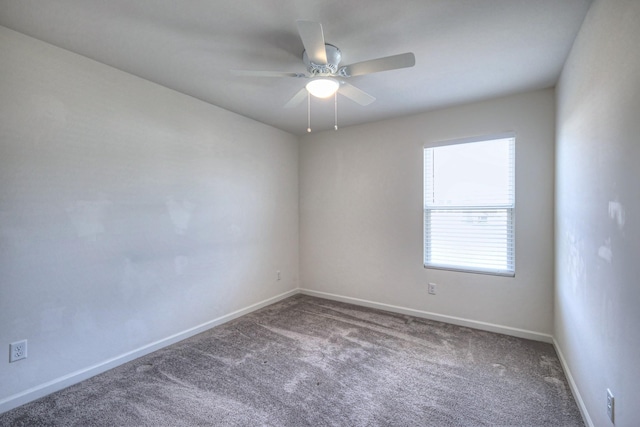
[10,340,27,363]
[277,270,281,281]
[606,388,614,423]
[428,283,437,295]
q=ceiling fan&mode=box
[233,20,416,109]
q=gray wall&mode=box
[300,89,556,337]
[555,0,640,425]
[0,26,299,408]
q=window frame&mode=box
[423,132,516,277]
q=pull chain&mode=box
[334,92,338,130]
[306,91,339,133]
[307,92,311,133]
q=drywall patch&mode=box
[66,199,112,241]
[566,230,586,293]
[165,197,195,235]
[608,200,625,230]
[598,238,613,263]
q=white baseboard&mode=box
[301,290,593,426]
[553,338,593,427]
[299,289,554,343]
[3,287,584,424]
[0,288,299,415]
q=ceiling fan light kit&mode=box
[233,20,415,132]
[305,78,339,98]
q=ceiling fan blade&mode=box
[284,88,309,108]
[231,70,306,78]
[338,83,376,106]
[341,52,415,77]
[296,20,327,65]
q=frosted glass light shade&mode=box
[306,78,339,98]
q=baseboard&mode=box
[300,290,593,425]
[2,287,575,419]
[0,288,299,415]
[300,289,554,343]
[553,338,593,427]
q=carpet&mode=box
[0,295,583,426]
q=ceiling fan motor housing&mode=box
[303,44,342,75]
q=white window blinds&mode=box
[424,135,515,276]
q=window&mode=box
[423,134,515,276]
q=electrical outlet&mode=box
[606,388,614,423]
[10,340,27,363]
[277,270,281,281]
[428,283,437,295]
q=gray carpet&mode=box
[0,295,583,426]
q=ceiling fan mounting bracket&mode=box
[303,44,341,75]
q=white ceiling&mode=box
[0,0,592,135]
